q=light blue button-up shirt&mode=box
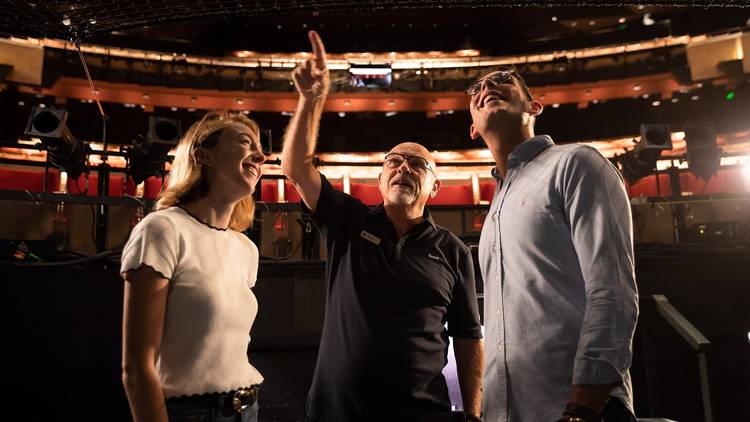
[479,135,638,422]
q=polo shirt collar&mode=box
[367,204,437,231]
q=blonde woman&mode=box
[121,111,266,422]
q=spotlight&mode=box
[617,124,673,184]
[128,116,181,184]
[24,106,88,179]
[685,124,721,182]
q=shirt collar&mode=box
[490,134,555,181]
[367,204,437,231]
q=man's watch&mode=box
[556,417,589,422]
[557,402,602,422]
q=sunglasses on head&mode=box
[465,70,532,101]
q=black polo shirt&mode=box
[303,174,482,422]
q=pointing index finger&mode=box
[308,30,327,70]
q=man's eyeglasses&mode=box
[465,70,532,101]
[383,153,435,175]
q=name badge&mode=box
[360,230,381,245]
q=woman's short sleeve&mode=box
[120,212,179,280]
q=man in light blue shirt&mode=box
[466,68,639,422]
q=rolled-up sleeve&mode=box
[561,146,639,386]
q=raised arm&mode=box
[280,31,330,211]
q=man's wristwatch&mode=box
[556,417,588,422]
[465,413,482,422]
[556,403,602,422]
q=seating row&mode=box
[2,166,748,203]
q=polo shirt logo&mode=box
[360,230,381,245]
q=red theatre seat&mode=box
[260,179,280,202]
[678,168,749,195]
[143,176,166,199]
[350,182,382,205]
[479,181,497,203]
[284,180,302,203]
[0,167,60,192]
[626,174,673,198]
[722,168,749,193]
[428,182,474,205]
[626,168,748,198]
[284,179,342,203]
[67,173,133,197]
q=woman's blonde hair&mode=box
[155,111,260,231]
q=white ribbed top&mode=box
[121,206,263,398]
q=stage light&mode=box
[128,116,181,184]
[617,124,673,184]
[685,124,721,182]
[24,106,88,179]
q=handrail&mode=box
[652,294,710,351]
[649,294,713,422]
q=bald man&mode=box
[280,31,484,422]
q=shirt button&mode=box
[492,243,496,252]
[496,310,501,316]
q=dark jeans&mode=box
[166,395,258,422]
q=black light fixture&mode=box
[24,106,88,179]
[685,124,721,182]
[259,128,272,156]
[128,116,181,184]
[617,124,673,184]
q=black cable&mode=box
[259,238,303,262]
[0,248,120,267]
